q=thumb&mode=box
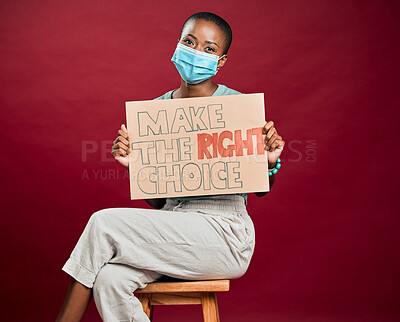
[121,124,127,134]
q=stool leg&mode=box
[138,293,154,321]
[201,292,220,322]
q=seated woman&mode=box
[57,11,285,322]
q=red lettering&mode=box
[252,127,265,155]
[197,133,213,159]
[212,132,218,158]
[218,130,234,157]
[198,127,263,159]
[234,129,253,156]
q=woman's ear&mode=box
[217,54,228,70]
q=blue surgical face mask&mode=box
[171,43,225,84]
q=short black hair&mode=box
[180,12,232,55]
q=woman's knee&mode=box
[87,208,120,229]
[91,208,114,221]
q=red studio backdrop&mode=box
[1,0,399,321]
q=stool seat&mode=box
[136,279,230,293]
[135,278,230,321]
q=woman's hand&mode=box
[111,124,165,208]
[111,124,131,170]
[254,121,284,197]
[263,121,285,166]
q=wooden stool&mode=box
[135,276,230,322]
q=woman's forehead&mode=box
[181,19,225,43]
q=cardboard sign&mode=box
[125,93,269,200]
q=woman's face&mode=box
[179,19,227,58]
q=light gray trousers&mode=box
[62,195,255,321]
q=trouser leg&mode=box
[62,207,252,288]
[62,201,254,321]
[93,263,161,322]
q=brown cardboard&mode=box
[125,93,269,200]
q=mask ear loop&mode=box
[216,54,226,73]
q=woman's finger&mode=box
[266,133,279,148]
[115,141,129,152]
[114,134,130,147]
[262,121,274,134]
[111,149,118,158]
[269,140,280,151]
[111,147,127,158]
[267,133,282,146]
[264,127,276,141]
[118,129,128,139]
[270,139,285,151]
[115,135,129,146]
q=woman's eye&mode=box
[205,47,216,52]
[184,39,194,45]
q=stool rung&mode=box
[149,292,202,305]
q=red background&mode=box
[1,0,399,321]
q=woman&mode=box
[57,12,284,322]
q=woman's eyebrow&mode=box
[185,34,219,47]
[205,40,219,47]
[186,33,197,40]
